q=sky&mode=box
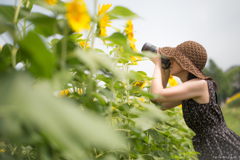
[1,0,240,77]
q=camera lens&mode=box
[141,43,157,53]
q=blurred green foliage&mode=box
[222,106,240,136]
[0,0,199,159]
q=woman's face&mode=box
[169,58,186,77]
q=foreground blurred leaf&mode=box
[108,6,140,20]
[27,13,69,37]
[0,21,14,34]
[101,32,128,47]
[23,0,34,11]
[0,44,13,72]
[134,99,170,122]
[18,31,56,78]
[0,5,30,23]
[74,48,127,77]
[0,72,126,159]
[27,13,58,37]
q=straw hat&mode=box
[158,41,208,79]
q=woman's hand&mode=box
[150,49,162,65]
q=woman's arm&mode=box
[161,101,182,111]
[150,53,165,95]
[150,53,207,103]
[151,78,207,103]
[150,63,180,111]
[161,68,170,88]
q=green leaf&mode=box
[69,33,83,43]
[99,88,113,100]
[75,49,127,77]
[95,74,111,84]
[135,99,170,122]
[92,92,106,106]
[154,150,171,159]
[148,129,164,143]
[23,0,34,11]
[0,72,127,159]
[34,0,67,15]
[57,36,77,56]
[101,32,128,47]
[51,38,60,46]
[0,21,14,34]
[129,70,154,81]
[0,5,30,23]
[131,117,154,131]
[27,13,57,37]
[108,6,140,20]
[0,44,12,72]
[18,31,56,78]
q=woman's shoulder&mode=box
[185,79,210,104]
[185,78,208,87]
[181,78,209,94]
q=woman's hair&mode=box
[187,73,219,91]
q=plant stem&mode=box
[124,63,131,160]
[84,22,95,50]
[60,23,68,70]
[96,153,103,158]
[12,0,23,68]
[82,82,85,94]
[126,64,130,105]
[12,43,18,68]
[91,0,98,48]
[27,153,31,160]
[128,131,131,160]
[13,0,22,25]
[16,23,23,39]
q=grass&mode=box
[221,105,240,136]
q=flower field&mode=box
[0,0,199,159]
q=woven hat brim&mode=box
[159,47,207,79]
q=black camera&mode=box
[141,43,171,69]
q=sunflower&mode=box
[134,81,146,90]
[131,56,138,65]
[178,104,182,108]
[138,97,145,102]
[98,4,112,36]
[168,75,178,86]
[57,89,71,97]
[66,0,91,33]
[125,20,140,65]
[79,40,90,49]
[125,20,137,52]
[44,0,57,5]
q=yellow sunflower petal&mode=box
[168,75,178,86]
[79,40,90,49]
[98,4,112,15]
[66,0,91,32]
[98,4,112,37]
[44,0,57,5]
[134,81,146,89]
[125,20,137,52]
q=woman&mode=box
[150,41,240,160]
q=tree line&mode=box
[203,59,240,105]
